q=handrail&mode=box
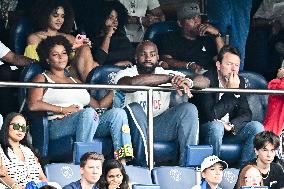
[0,81,283,170]
[1,81,284,95]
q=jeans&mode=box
[95,108,133,159]
[207,0,252,70]
[49,107,133,160]
[49,107,98,142]
[200,120,264,166]
[125,102,199,166]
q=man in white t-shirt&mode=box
[0,41,31,67]
[118,0,165,43]
[114,40,209,166]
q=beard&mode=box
[136,61,157,74]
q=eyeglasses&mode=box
[10,123,29,132]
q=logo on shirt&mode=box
[202,46,206,51]
[139,100,161,111]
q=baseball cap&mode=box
[177,2,201,20]
[200,155,228,172]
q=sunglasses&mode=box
[10,123,29,132]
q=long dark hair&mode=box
[95,1,128,36]
[98,159,130,189]
[31,0,74,33]
[0,112,32,160]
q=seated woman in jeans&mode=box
[28,35,133,162]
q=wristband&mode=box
[139,17,143,25]
[60,106,63,113]
[168,73,175,81]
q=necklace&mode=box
[262,171,270,179]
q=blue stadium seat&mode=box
[44,163,80,187]
[9,17,33,54]
[72,140,115,164]
[219,168,240,189]
[185,145,213,167]
[151,166,197,189]
[132,184,160,189]
[124,165,153,185]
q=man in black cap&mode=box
[158,2,224,74]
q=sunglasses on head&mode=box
[10,123,29,132]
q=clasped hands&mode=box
[170,75,193,98]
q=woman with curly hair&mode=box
[98,159,131,189]
[28,35,133,162]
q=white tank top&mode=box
[42,72,91,119]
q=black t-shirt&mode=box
[235,159,284,189]
[90,33,135,65]
[158,31,218,70]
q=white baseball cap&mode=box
[200,155,228,172]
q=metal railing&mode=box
[1,81,284,170]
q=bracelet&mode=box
[11,183,17,189]
[186,62,195,70]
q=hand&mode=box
[108,181,120,189]
[62,104,80,116]
[198,23,220,37]
[142,14,160,27]
[0,165,7,177]
[114,61,133,67]
[171,75,193,98]
[192,75,210,89]
[106,26,117,38]
[223,123,233,131]
[226,72,240,88]
[277,68,284,78]
[83,37,92,48]
[189,63,203,73]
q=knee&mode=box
[247,121,264,134]
[81,107,99,122]
[177,102,198,116]
[108,108,128,120]
[203,121,225,136]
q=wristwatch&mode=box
[214,32,222,38]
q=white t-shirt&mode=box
[0,41,11,65]
[114,65,185,117]
[119,0,160,42]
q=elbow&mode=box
[27,101,38,112]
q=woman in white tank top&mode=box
[28,36,133,162]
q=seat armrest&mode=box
[28,111,49,157]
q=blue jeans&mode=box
[49,107,133,159]
[125,102,199,166]
[200,120,264,165]
[207,0,252,70]
[49,107,98,142]
[95,108,133,159]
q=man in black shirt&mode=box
[158,2,224,73]
[235,131,284,189]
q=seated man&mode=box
[114,40,210,167]
[191,45,264,166]
[118,0,165,43]
[63,152,104,189]
[158,2,224,73]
